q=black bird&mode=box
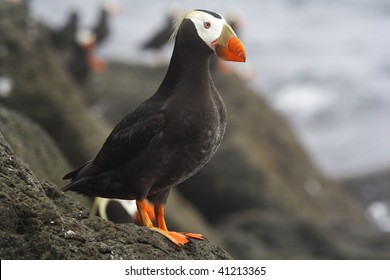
[93,8,109,45]
[66,28,106,85]
[49,10,79,50]
[66,31,91,85]
[62,9,246,246]
[141,14,176,51]
[93,0,120,46]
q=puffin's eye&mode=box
[203,22,211,29]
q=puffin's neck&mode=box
[156,44,212,97]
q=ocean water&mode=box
[31,0,390,179]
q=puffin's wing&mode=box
[94,112,166,170]
[63,111,166,182]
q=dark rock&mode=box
[0,104,92,208]
[0,104,70,185]
[180,73,361,223]
[344,171,390,209]
[219,209,390,259]
[0,2,110,166]
[0,132,232,260]
[343,171,390,233]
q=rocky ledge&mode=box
[0,131,231,259]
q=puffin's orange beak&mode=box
[213,24,246,63]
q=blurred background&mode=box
[30,0,390,179]
[1,0,390,259]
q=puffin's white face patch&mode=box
[185,10,227,50]
[76,28,96,45]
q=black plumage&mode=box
[141,14,175,51]
[64,20,224,199]
[63,10,246,246]
[93,1,120,46]
[66,40,91,85]
[49,10,79,50]
[66,28,102,85]
[93,8,109,45]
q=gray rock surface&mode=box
[0,104,70,186]
[0,132,232,260]
[218,209,390,259]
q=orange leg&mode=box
[154,203,206,242]
[88,55,107,72]
[154,204,168,231]
[135,200,155,224]
[136,199,189,246]
[136,199,154,228]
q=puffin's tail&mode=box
[62,159,95,192]
[61,177,89,192]
[62,162,126,199]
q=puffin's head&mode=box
[180,9,246,63]
[101,0,121,16]
[76,28,96,50]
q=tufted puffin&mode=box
[62,9,246,246]
[49,10,79,50]
[67,28,106,85]
[141,13,176,51]
[93,0,121,46]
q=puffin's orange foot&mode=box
[181,232,206,241]
[89,56,107,72]
[150,227,190,247]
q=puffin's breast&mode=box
[154,93,226,185]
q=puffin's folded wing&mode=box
[62,112,166,187]
[94,112,166,170]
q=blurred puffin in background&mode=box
[141,8,180,51]
[93,0,121,47]
[49,9,79,51]
[67,28,106,85]
[140,7,182,64]
[91,197,155,224]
